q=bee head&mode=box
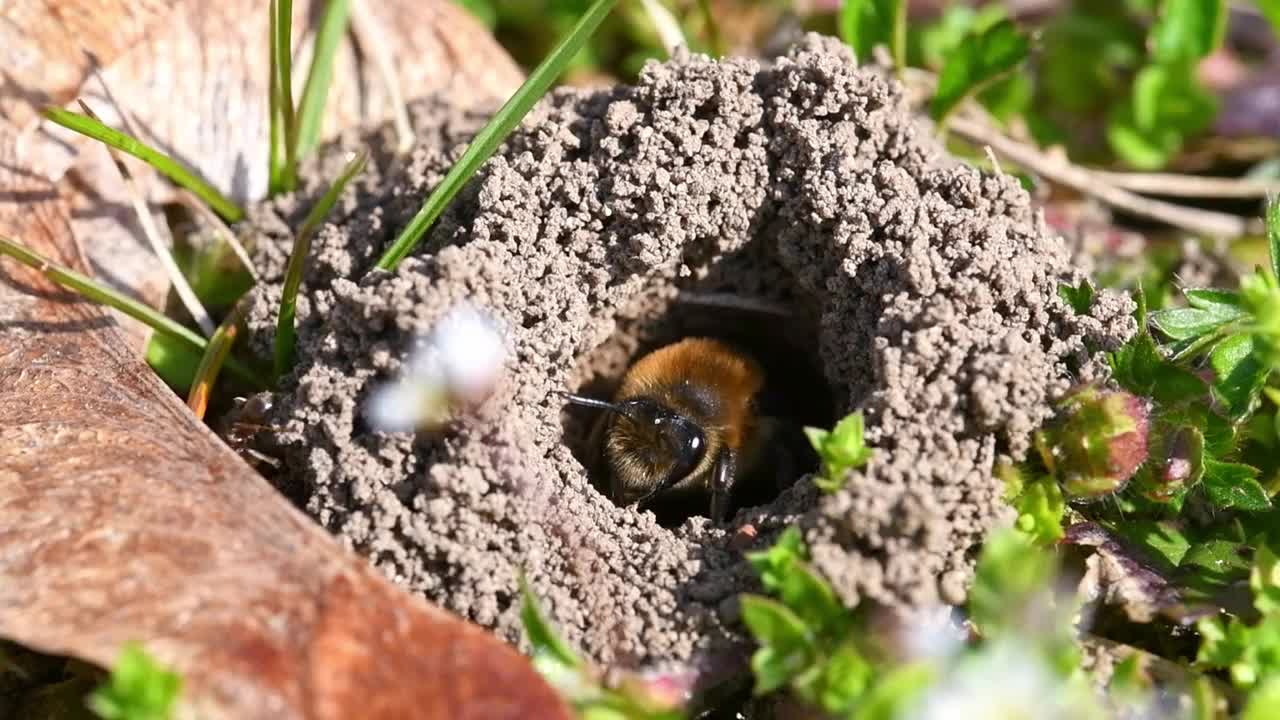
[561,392,707,507]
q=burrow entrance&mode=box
[560,241,835,526]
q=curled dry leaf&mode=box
[0,3,566,719]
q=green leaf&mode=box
[43,108,243,222]
[295,0,351,158]
[1149,306,1242,340]
[518,575,582,670]
[806,411,874,493]
[374,0,620,271]
[840,0,906,68]
[1150,0,1226,64]
[967,528,1056,635]
[275,149,368,379]
[1108,63,1217,170]
[1202,458,1271,510]
[1058,280,1095,315]
[1251,544,1280,617]
[848,663,935,720]
[1186,288,1244,312]
[740,595,816,695]
[1105,519,1191,569]
[1210,333,1268,420]
[1109,331,1206,404]
[792,642,873,714]
[929,19,1030,124]
[748,526,808,593]
[145,333,203,393]
[269,0,298,194]
[1001,464,1065,546]
[1244,677,1280,720]
[87,644,181,720]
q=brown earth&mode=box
[241,35,1135,675]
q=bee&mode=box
[562,337,794,523]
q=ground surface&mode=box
[241,35,1133,671]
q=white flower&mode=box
[364,303,506,432]
[906,640,1097,720]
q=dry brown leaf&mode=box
[0,3,567,719]
[5,0,523,349]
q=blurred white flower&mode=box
[365,303,507,432]
[906,640,1098,720]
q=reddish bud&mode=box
[1035,386,1151,500]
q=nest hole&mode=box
[560,249,836,527]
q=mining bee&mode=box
[563,337,803,523]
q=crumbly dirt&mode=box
[239,35,1135,671]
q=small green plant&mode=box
[740,528,931,718]
[519,576,686,719]
[805,411,874,493]
[928,18,1031,126]
[87,644,181,720]
[999,461,1066,546]
[1197,543,1280,717]
[840,0,906,70]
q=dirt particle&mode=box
[242,35,1133,671]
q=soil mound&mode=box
[243,35,1134,669]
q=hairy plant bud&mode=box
[1035,386,1150,500]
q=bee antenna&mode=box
[558,392,623,414]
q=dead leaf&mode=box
[5,0,523,349]
[0,3,567,719]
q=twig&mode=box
[78,100,215,336]
[350,0,413,155]
[673,292,792,317]
[1089,171,1280,199]
[948,115,1263,239]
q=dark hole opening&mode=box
[561,271,835,527]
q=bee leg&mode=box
[710,446,738,523]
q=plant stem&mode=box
[188,299,248,419]
[296,0,351,158]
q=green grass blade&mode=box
[697,0,723,57]
[296,0,352,157]
[44,107,244,223]
[188,299,247,419]
[268,0,285,193]
[270,0,298,193]
[0,235,263,388]
[274,149,369,378]
[372,0,620,272]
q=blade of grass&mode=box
[0,235,264,388]
[77,100,215,337]
[44,108,244,223]
[275,149,369,378]
[295,0,351,157]
[188,299,248,419]
[372,0,620,272]
[274,0,299,193]
[696,0,723,57]
[268,0,285,193]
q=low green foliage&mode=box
[87,645,180,720]
[296,0,352,157]
[805,412,874,493]
[1199,545,1280,691]
[1000,462,1065,545]
[839,0,906,69]
[929,18,1030,125]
